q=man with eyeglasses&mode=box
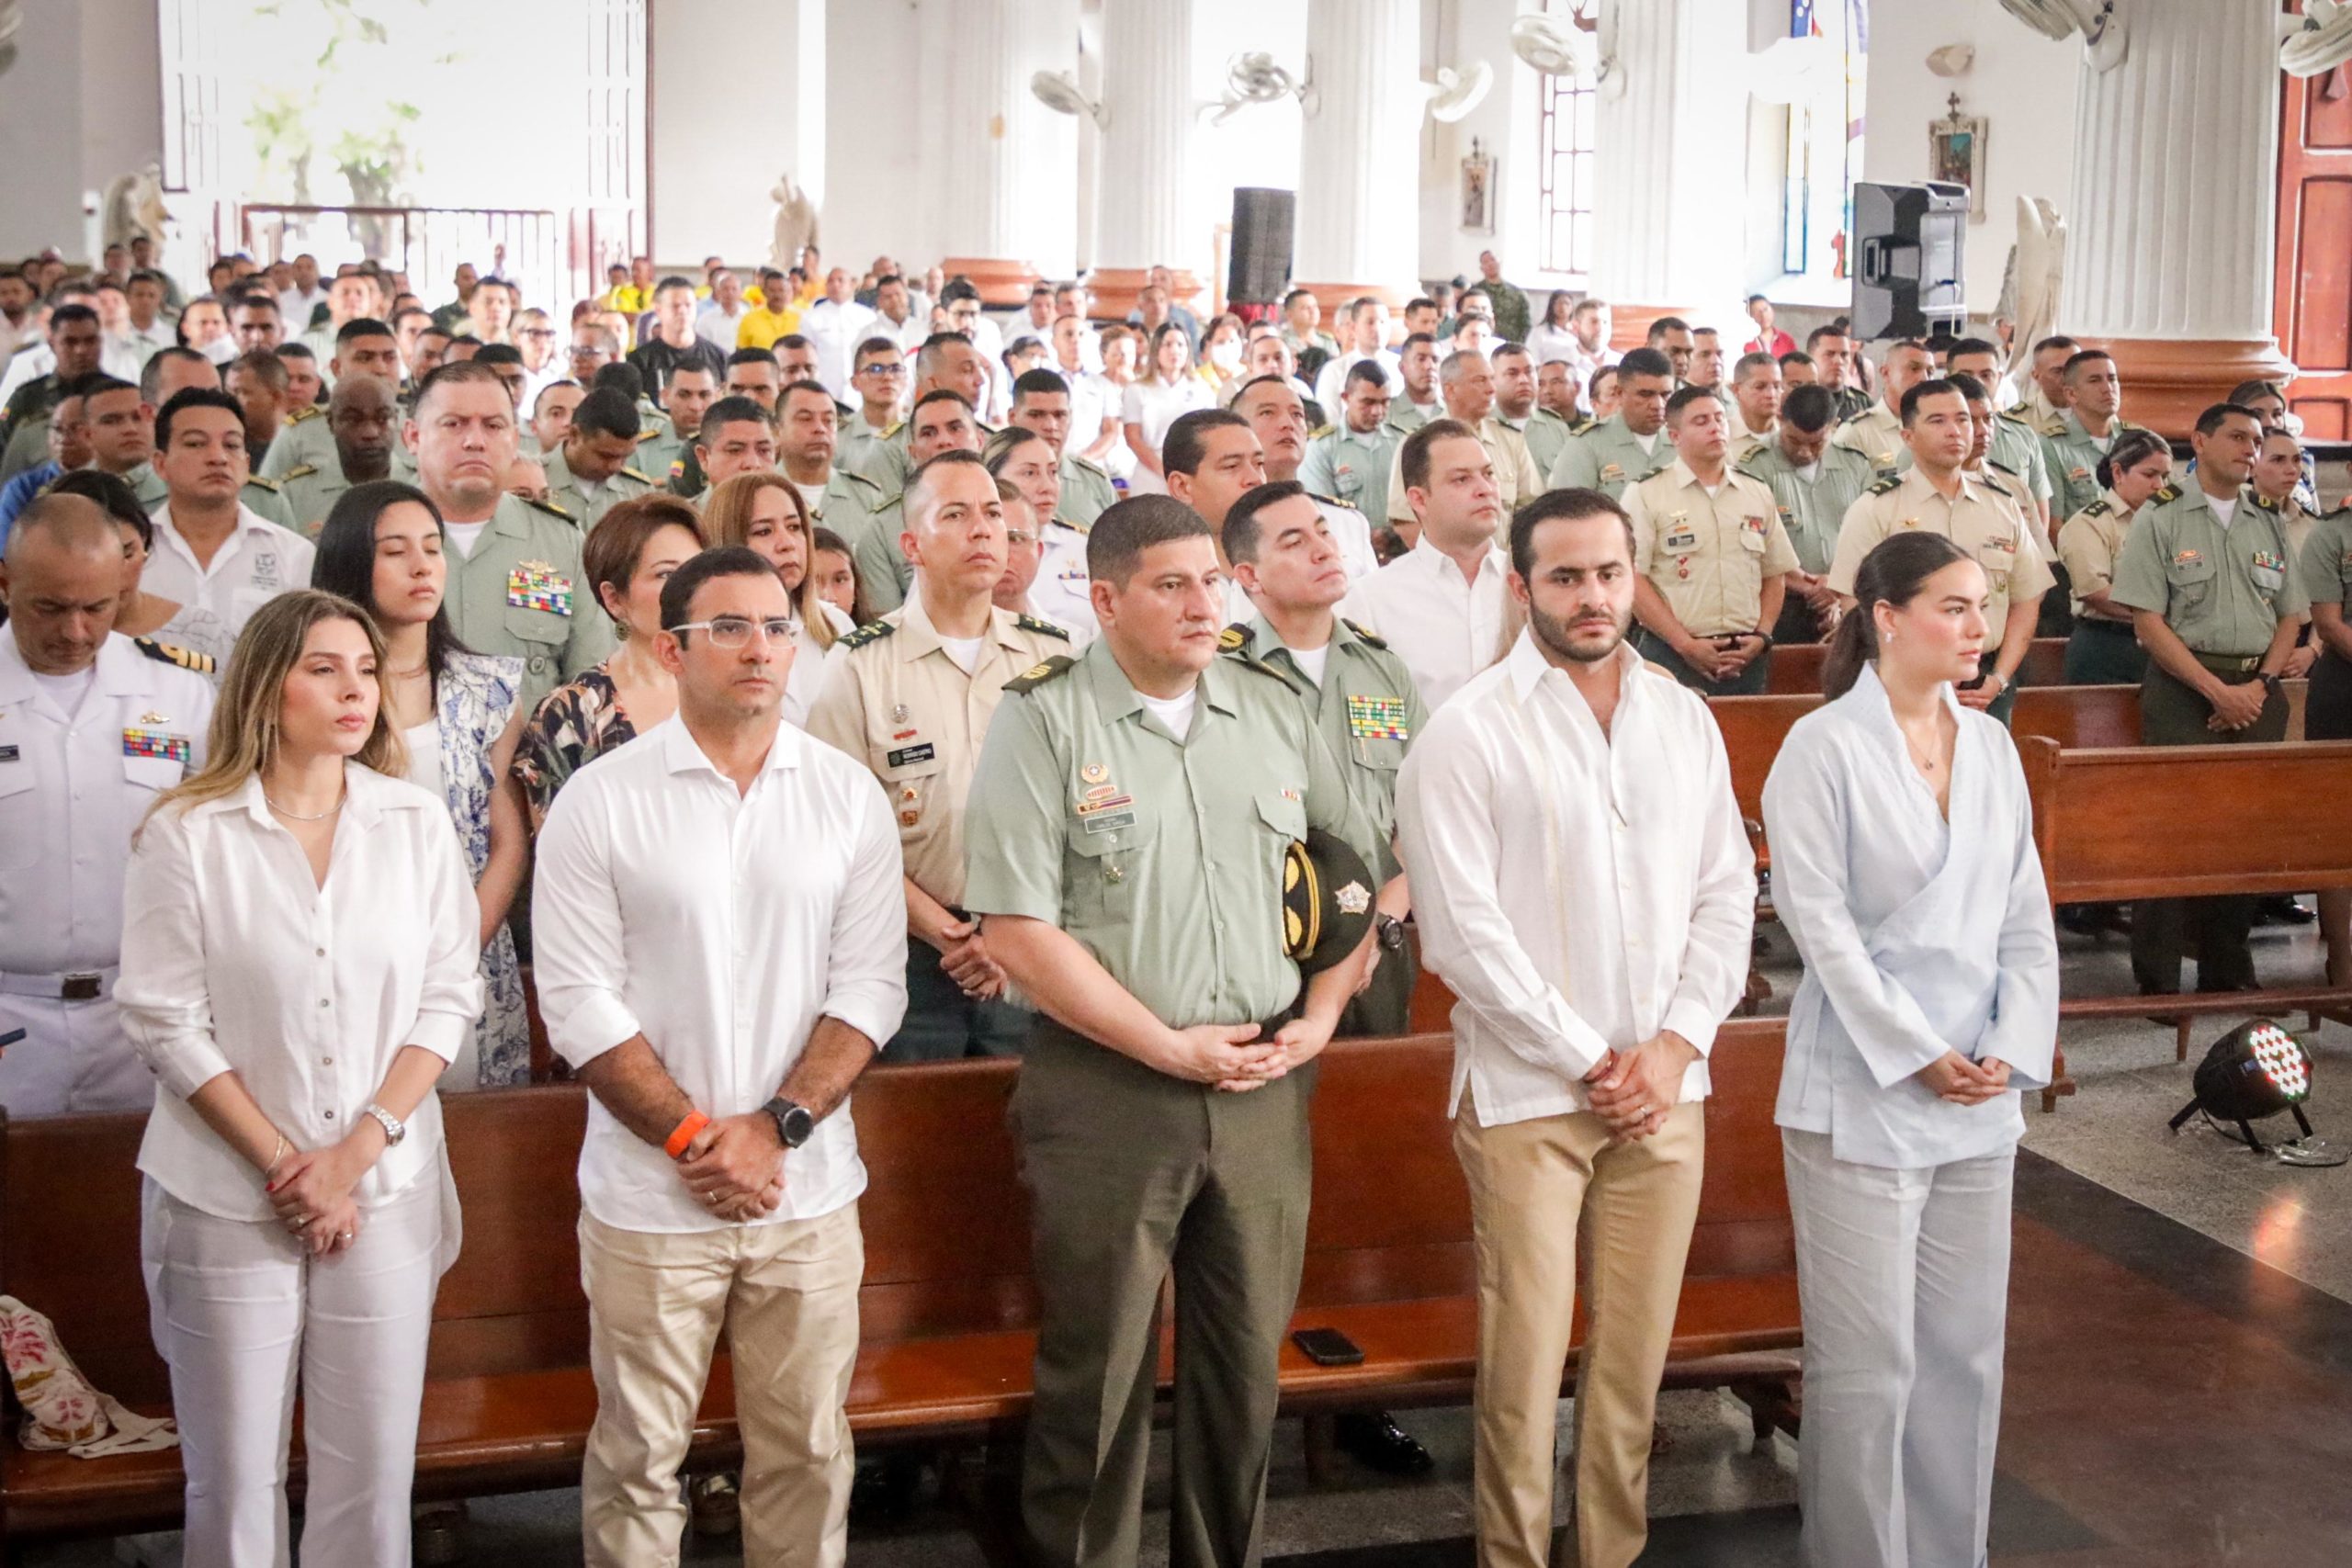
[808,449,1069,1059]
[534,544,906,1567]
[847,333,994,496]
[839,337,906,478]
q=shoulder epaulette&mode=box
[286,404,322,424]
[2080,497,2112,518]
[1311,491,1361,513]
[837,619,896,651]
[1068,454,1111,479]
[281,463,318,481]
[1309,423,1336,441]
[2040,417,2069,438]
[1987,459,2020,479]
[635,427,664,443]
[527,496,575,523]
[243,473,280,493]
[2151,484,2182,504]
[134,637,214,675]
[1867,475,1905,496]
[1838,408,1873,427]
[1342,617,1387,649]
[1997,409,2034,426]
[835,468,885,496]
[619,466,650,484]
[882,420,905,439]
[1567,415,1596,434]
[1217,624,1252,652]
[1003,653,1077,693]
[1017,613,1070,642]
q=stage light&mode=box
[2169,1021,2346,1166]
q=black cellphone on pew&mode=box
[1291,1327,1364,1367]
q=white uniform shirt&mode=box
[531,716,908,1234]
[784,601,854,728]
[801,299,881,399]
[1030,519,1100,647]
[1760,663,2059,1168]
[116,765,483,1220]
[1313,348,1402,411]
[0,634,215,1113]
[1396,635,1756,1126]
[141,503,316,640]
[1336,537,1511,712]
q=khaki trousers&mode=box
[579,1205,864,1568]
[1453,1097,1705,1568]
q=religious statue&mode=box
[2001,196,2066,405]
[102,162,171,250]
[768,175,819,273]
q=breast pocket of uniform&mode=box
[2165,550,2216,611]
[0,755,36,872]
[1978,544,2017,590]
[880,747,945,840]
[2249,550,2288,606]
[1067,811,1154,921]
[1253,790,1309,870]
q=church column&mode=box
[1585,0,1747,350]
[934,0,1081,305]
[1290,0,1422,310]
[2057,0,2292,436]
[1091,0,1200,321]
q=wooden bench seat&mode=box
[1,1028,1801,1552]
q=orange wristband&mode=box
[664,1111,710,1160]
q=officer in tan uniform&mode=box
[1828,379,2053,723]
[2108,403,2306,995]
[804,450,1069,1059]
[1623,386,1799,694]
[1829,339,1931,476]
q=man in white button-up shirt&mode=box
[1337,419,1513,712]
[1396,487,1755,1568]
[139,387,315,641]
[533,547,907,1567]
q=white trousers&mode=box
[140,1170,447,1568]
[1781,1129,2012,1568]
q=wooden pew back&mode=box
[1765,637,2069,695]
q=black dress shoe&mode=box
[2258,896,2317,926]
[1334,1411,1434,1475]
[849,1450,924,1524]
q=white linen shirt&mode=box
[801,299,881,399]
[1336,537,1511,712]
[1760,663,2059,1168]
[116,765,483,1221]
[1396,634,1757,1126]
[141,503,316,640]
[530,716,908,1234]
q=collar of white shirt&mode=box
[656,709,804,782]
[188,761,424,834]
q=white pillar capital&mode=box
[1291,0,1421,307]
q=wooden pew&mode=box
[0,1029,1802,1553]
[2018,734,2352,1107]
[1765,636,2070,695]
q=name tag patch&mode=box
[886,742,936,769]
[123,728,191,763]
[506,562,573,615]
[1345,694,1411,740]
[1664,530,1699,551]
[1082,810,1137,834]
[0,745,17,763]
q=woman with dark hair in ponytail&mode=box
[1760,530,2059,1568]
[2055,427,2171,684]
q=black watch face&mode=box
[776,1102,816,1146]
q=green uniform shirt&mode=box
[439,492,616,711]
[1990,412,2053,507]
[1736,440,1874,578]
[808,466,890,551]
[1299,424,1398,527]
[1521,409,1577,479]
[541,444,653,530]
[963,638,1378,1029]
[1220,615,1422,883]
[1383,399,1439,440]
[852,493,910,614]
[1058,453,1116,528]
[847,422,912,491]
[2108,482,2308,658]
[2038,410,2142,523]
[255,405,334,481]
[1546,412,1674,500]
[633,423,689,492]
[275,459,354,537]
[2299,507,2352,610]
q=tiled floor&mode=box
[47,916,2352,1566]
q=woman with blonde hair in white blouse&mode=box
[116,588,482,1568]
[1761,530,2059,1568]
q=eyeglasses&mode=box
[857,362,906,377]
[667,616,797,649]
[517,327,556,340]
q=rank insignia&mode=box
[1345,694,1410,740]
[506,562,573,615]
[1080,761,1108,784]
[139,711,170,727]
[2252,550,2286,572]
[899,808,921,828]
[123,728,190,764]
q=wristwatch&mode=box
[361,1102,406,1147]
[762,1097,816,1149]
[2261,671,2284,694]
[1374,913,1408,954]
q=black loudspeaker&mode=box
[1851,181,1967,341]
[1228,187,1296,306]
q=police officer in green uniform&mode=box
[1301,359,1401,527]
[2108,402,2306,996]
[963,495,1380,1568]
[1737,382,1871,644]
[540,387,654,530]
[1546,346,1677,501]
[2037,348,2142,524]
[276,373,400,536]
[258,318,404,480]
[854,390,986,614]
[848,333,996,494]
[408,362,613,712]
[1003,367,1116,529]
[632,363,715,495]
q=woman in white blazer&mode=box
[1760,530,2060,1568]
[116,589,482,1568]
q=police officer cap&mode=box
[1282,829,1377,975]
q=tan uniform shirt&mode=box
[2055,490,2138,621]
[1827,467,2057,630]
[803,594,1072,908]
[1829,399,1905,476]
[1623,460,1800,637]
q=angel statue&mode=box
[2000,196,2065,408]
[768,175,819,273]
[103,163,171,250]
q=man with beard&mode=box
[1396,484,1754,1568]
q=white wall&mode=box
[1861,0,2079,315]
[651,0,825,266]
[0,0,163,260]
[1417,0,1547,291]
